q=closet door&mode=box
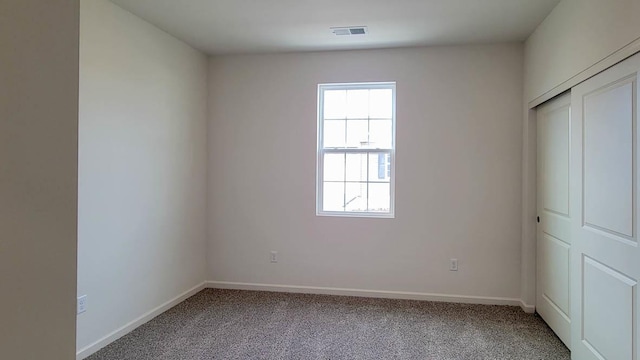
[536,93,572,349]
[570,52,640,360]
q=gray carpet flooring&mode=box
[87,289,570,360]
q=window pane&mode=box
[323,120,345,148]
[345,120,368,148]
[345,153,367,182]
[368,152,391,182]
[346,89,369,119]
[323,182,344,211]
[324,90,347,119]
[345,182,367,212]
[369,89,392,119]
[317,83,395,217]
[368,182,390,212]
[369,120,392,149]
[323,153,345,181]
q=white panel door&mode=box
[570,52,640,360]
[537,92,572,349]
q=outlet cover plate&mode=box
[77,295,87,314]
[450,259,458,271]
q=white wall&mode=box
[77,0,208,354]
[521,0,640,308]
[207,44,524,301]
[525,0,640,103]
[0,1,79,359]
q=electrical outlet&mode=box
[450,258,458,271]
[270,251,278,263]
[77,295,87,314]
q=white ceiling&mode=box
[110,0,560,55]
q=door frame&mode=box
[535,92,572,348]
[521,47,640,312]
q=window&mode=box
[316,82,396,217]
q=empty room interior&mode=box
[2,0,640,359]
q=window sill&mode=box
[316,211,395,219]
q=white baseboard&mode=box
[519,300,536,314]
[206,281,524,307]
[76,282,206,360]
[76,280,534,359]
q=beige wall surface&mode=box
[207,44,524,300]
[525,0,640,103]
[77,0,208,353]
[0,1,80,359]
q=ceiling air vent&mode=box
[331,26,368,36]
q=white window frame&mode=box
[316,82,396,218]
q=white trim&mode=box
[520,300,536,314]
[528,36,640,109]
[74,280,533,360]
[206,281,524,307]
[316,82,396,218]
[76,282,206,360]
[520,106,538,310]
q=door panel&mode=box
[583,257,635,360]
[537,92,572,348]
[570,52,640,360]
[541,233,570,316]
[543,106,571,216]
[583,79,634,238]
